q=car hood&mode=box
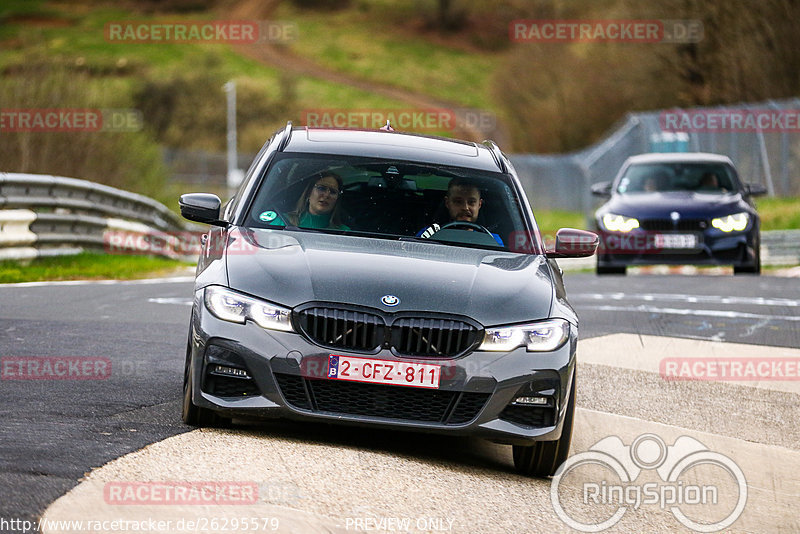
[601,192,749,219]
[225,228,556,326]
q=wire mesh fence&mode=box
[510,98,800,217]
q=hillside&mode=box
[2,0,798,197]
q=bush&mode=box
[0,58,168,197]
[133,55,293,153]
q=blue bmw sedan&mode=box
[592,153,766,275]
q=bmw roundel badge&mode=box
[381,295,400,307]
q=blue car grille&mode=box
[639,218,707,231]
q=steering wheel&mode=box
[437,221,494,236]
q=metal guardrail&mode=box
[0,173,201,261]
[761,230,800,266]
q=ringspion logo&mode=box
[551,433,747,532]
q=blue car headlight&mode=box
[711,212,749,232]
[204,286,294,332]
[479,319,570,352]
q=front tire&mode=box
[512,369,576,477]
[596,262,626,275]
[733,243,761,275]
[182,341,226,427]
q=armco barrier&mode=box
[761,230,800,266]
[0,172,201,261]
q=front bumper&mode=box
[595,228,758,267]
[188,291,576,446]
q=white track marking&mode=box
[572,292,800,307]
[147,297,193,306]
[581,303,800,322]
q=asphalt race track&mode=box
[1,272,798,533]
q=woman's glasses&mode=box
[313,184,340,197]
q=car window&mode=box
[616,163,737,194]
[244,153,529,251]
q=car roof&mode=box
[624,152,735,166]
[282,127,504,172]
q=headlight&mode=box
[601,213,640,232]
[479,319,570,352]
[711,212,749,232]
[204,286,294,332]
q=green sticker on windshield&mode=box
[259,211,278,222]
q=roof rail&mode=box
[277,121,293,152]
[482,140,508,173]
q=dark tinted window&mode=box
[244,153,531,251]
[617,163,738,194]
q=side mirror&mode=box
[546,228,599,258]
[744,183,767,196]
[591,181,613,197]
[179,193,227,226]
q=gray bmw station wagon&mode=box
[179,124,598,477]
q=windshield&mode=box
[244,153,533,252]
[616,163,738,194]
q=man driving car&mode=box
[418,178,504,246]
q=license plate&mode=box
[654,234,697,249]
[327,355,441,389]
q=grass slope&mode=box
[0,252,192,283]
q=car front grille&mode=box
[639,218,707,231]
[274,373,312,409]
[274,373,489,425]
[296,306,481,358]
[391,317,478,357]
[296,307,384,352]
